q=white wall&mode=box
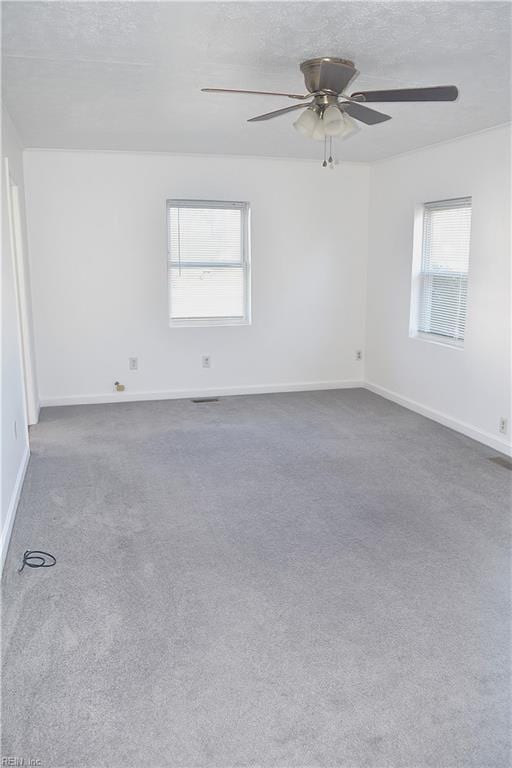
[24,151,369,404]
[19,126,512,456]
[365,125,511,454]
[1,108,36,569]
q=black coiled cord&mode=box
[18,550,56,573]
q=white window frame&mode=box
[167,199,251,327]
[409,196,472,349]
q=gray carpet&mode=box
[1,389,510,768]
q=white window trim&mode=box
[167,199,251,328]
[411,330,465,350]
[409,197,471,349]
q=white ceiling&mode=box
[2,1,511,162]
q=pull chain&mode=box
[322,136,327,167]
[328,137,334,167]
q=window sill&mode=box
[409,332,464,350]
[169,317,251,328]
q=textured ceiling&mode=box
[2,1,511,161]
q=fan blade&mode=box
[341,102,391,125]
[201,88,309,101]
[318,59,358,94]
[247,102,313,122]
[350,85,459,102]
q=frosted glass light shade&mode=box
[323,105,344,136]
[338,113,358,139]
[312,117,326,141]
[293,108,319,138]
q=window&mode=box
[411,197,472,346]
[167,200,250,326]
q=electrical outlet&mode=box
[356,350,363,361]
[499,417,508,435]
[202,355,211,369]
[129,357,138,371]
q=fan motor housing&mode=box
[300,57,355,94]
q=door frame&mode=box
[5,157,38,425]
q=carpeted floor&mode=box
[1,389,510,768]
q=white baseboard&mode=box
[38,379,511,457]
[1,445,30,575]
[40,379,364,407]
[364,381,512,457]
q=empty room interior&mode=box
[1,1,511,766]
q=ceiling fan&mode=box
[202,57,458,166]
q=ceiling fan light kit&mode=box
[312,116,327,142]
[323,105,344,136]
[293,106,319,138]
[202,56,458,168]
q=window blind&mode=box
[167,201,249,324]
[418,197,472,343]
